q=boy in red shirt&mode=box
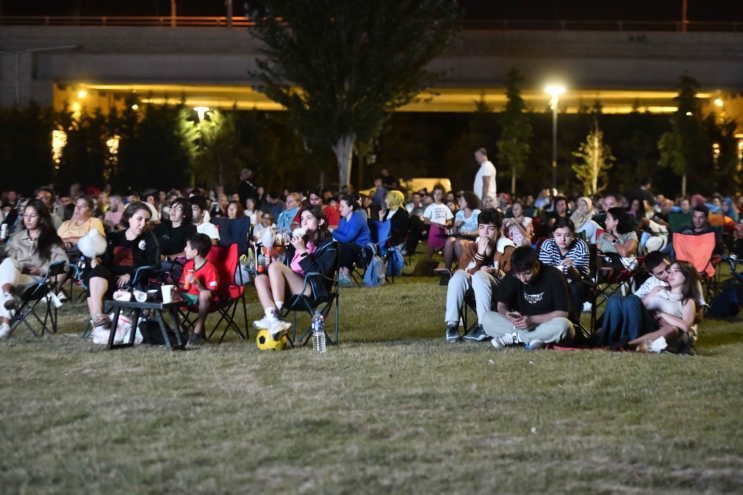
[178,233,220,347]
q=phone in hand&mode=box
[507,312,520,319]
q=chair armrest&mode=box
[128,265,156,288]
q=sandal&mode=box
[91,314,110,329]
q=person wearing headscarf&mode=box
[571,196,601,243]
[379,190,409,248]
[722,197,739,223]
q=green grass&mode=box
[2,263,743,494]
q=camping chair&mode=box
[212,217,251,256]
[436,268,497,338]
[9,261,68,337]
[668,212,692,233]
[352,219,392,283]
[592,247,644,309]
[179,243,247,344]
[673,232,722,301]
[280,241,341,346]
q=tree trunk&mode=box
[682,173,687,197]
[331,134,355,191]
[511,165,516,196]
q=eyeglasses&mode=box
[74,204,89,209]
[262,216,271,220]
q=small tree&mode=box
[496,68,532,195]
[572,120,615,196]
[249,0,460,189]
[658,75,706,196]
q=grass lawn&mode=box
[2,264,743,494]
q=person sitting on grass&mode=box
[481,246,574,349]
[444,208,515,343]
[333,196,371,285]
[633,251,705,319]
[0,200,68,340]
[538,218,590,324]
[423,185,454,261]
[177,233,220,348]
[189,195,219,245]
[598,260,699,354]
[84,202,160,332]
[253,205,338,339]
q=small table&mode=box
[106,299,187,351]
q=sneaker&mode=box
[463,325,489,342]
[56,292,68,302]
[253,312,279,329]
[339,275,352,286]
[269,319,291,340]
[582,301,592,313]
[0,322,12,340]
[187,333,201,348]
[491,332,521,349]
[1,292,18,318]
[525,339,545,349]
[445,324,460,342]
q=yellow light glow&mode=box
[194,106,210,122]
[77,90,87,98]
[52,130,66,164]
[72,102,80,112]
[131,104,139,110]
[714,98,723,107]
[686,111,692,116]
[545,86,566,96]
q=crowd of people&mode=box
[0,147,740,354]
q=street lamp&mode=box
[546,85,565,192]
[194,106,210,122]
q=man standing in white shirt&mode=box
[473,148,496,202]
[189,195,220,245]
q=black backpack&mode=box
[707,284,743,319]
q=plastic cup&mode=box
[161,285,174,304]
[133,290,148,303]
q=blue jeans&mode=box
[597,295,656,346]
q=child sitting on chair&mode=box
[178,233,220,348]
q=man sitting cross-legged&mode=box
[176,233,220,348]
[482,246,575,349]
[444,208,516,343]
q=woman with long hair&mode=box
[0,200,68,339]
[154,197,196,282]
[226,200,245,220]
[252,205,338,338]
[597,207,639,264]
[85,201,160,331]
[503,200,533,247]
[599,261,699,353]
[333,196,371,284]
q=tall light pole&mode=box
[546,85,565,192]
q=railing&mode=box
[0,16,741,32]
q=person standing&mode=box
[473,148,496,202]
[237,168,258,208]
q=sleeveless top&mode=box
[646,289,697,340]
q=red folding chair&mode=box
[180,244,248,343]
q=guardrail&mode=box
[0,16,741,32]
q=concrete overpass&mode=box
[1,18,743,115]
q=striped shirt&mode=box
[538,238,590,279]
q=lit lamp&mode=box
[545,85,565,191]
[194,106,210,122]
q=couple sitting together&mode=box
[443,209,698,353]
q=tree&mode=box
[572,120,615,196]
[658,75,707,196]
[496,68,532,196]
[249,0,460,189]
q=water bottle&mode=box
[311,311,326,353]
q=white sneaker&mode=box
[253,313,278,329]
[582,301,592,313]
[269,319,291,340]
[57,292,68,302]
[491,332,521,349]
[0,322,12,340]
[43,293,63,308]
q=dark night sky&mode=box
[4,0,743,21]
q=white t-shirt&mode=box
[473,160,497,200]
[423,203,453,226]
[196,221,220,241]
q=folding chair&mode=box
[592,247,644,309]
[280,241,341,346]
[437,268,496,338]
[9,261,68,337]
[179,243,247,344]
[673,232,721,301]
[212,216,251,331]
[351,219,392,283]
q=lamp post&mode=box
[546,85,565,192]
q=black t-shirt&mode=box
[497,264,572,316]
[154,221,196,256]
